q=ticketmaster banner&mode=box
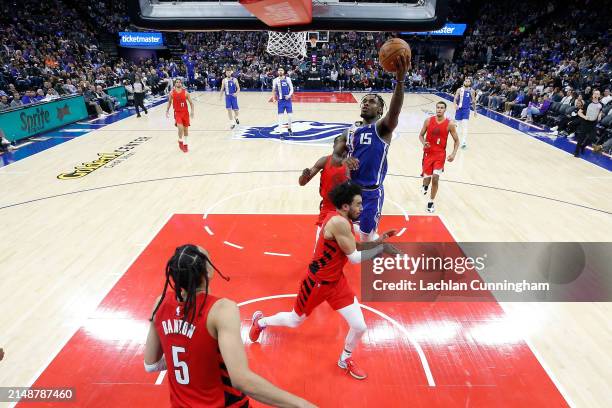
[119,32,163,47]
[361,242,612,302]
[106,85,128,108]
[402,23,467,36]
[0,96,88,142]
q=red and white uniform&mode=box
[154,293,249,408]
[317,156,348,226]
[421,116,450,177]
[172,88,190,127]
[294,213,356,316]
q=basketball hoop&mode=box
[266,31,308,59]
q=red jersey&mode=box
[154,293,249,408]
[172,88,188,113]
[424,116,450,155]
[309,213,353,282]
[317,156,348,226]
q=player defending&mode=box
[419,101,459,213]
[272,68,294,139]
[453,78,477,149]
[332,54,410,241]
[298,136,348,244]
[220,69,240,129]
[144,244,315,408]
[166,79,194,153]
[249,182,397,380]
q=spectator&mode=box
[82,85,106,117]
[10,92,23,108]
[601,89,611,106]
[0,95,10,110]
[94,85,115,113]
[43,88,60,101]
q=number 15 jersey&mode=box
[346,122,389,187]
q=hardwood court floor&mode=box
[0,92,610,407]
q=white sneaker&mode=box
[550,126,558,131]
[421,185,429,195]
[460,142,467,149]
[426,202,435,213]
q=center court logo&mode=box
[235,121,352,143]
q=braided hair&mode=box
[361,93,386,118]
[150,244,229,324]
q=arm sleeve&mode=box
[346,246,384,264]
[144,356,167,372]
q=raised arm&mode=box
[214,299,315,408]
[299,155,328,186]
[378,54,410,141]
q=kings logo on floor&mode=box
[234,121,352,143]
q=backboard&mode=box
[127,0,449,32]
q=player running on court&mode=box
[144,244,315,408]
[166,79,195,153]
[333,54,410,241]
[220,69,240,129]
[249,182,397,380]
[419,101,459,213]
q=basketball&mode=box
[378,38,411,72]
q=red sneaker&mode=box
[178,141,183,151]
[182,144,189,153]
[338,357,367,380]
[249,311,264,342]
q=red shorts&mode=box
[174,110,190,127]
[421,151,445,177]
[294,274,355,316]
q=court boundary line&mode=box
[2,170,609,215]
[436,213,575,408]
[9,213,174,408]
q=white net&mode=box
[266,31,308,58]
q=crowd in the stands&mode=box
[0,0,610,153]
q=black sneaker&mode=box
[421,185,429,195]
[235,118,240,125]
[426,202,435,213]
[288,128,293,137]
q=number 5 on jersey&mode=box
[172,345,190,385]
